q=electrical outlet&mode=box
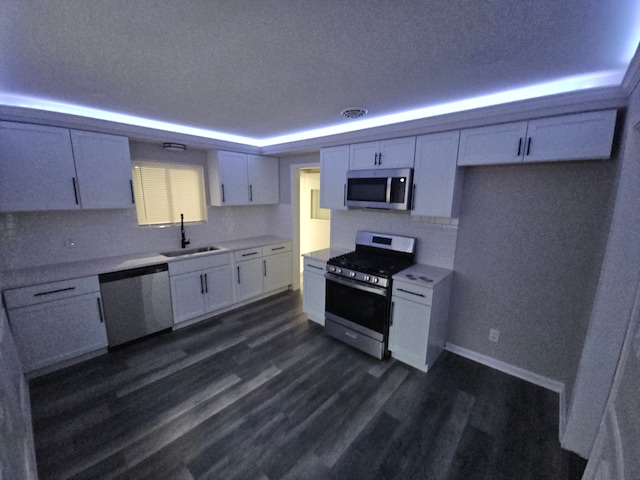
[489,328,500,343]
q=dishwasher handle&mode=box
[99,263,168,283]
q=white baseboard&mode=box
[445,343,566,439]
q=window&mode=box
[131,161,207,226]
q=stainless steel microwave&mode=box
[346,168,413,210]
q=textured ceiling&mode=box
[0,0,638,142]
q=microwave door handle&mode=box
[386,177,392,203]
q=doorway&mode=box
[291,164,331,290]
[299,168,330,263]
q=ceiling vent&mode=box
[163,142,186,151]
[341,108,368,119]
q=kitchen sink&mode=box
[160,246,222,257]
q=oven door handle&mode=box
[325,273,388,296]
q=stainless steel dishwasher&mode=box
[98,263,173,347]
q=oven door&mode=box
[324,273,389,341]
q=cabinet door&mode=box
[203,264,234,313]
[70,130,133,209]
[217,151,249,205]
[458,121,528,166]
[247,154,279,204]
[235,258,264,301]
[0,121,79,211]
[263,252,292,293]
[523,110,617,163]
[349,141,379,169]
[320,145,349,210]
[8,293,108,372]
[170,272,207,323]
[412,131,463,218]
[303,269,325,325]
[378,137,416,168]
[389,297,431,371]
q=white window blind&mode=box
[131,161,207,226]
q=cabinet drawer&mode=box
[168,252,231,276]
[392,282,433,305]
[234,247,262,262]
[4,276,99,309]
[262,242,292,257]
[303,257,326,273]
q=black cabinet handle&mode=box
[242,252,259,257]
[526,137,532,156]
[374,152,378,165]
[129,180,135,204]
[237,266,241,284]
[221,184,225,203]
[34,287,76,297]
[271,246,286,251]
[72,178,79,205]
[517,138,522,156]
[397,288,425,298]
[204,273,208,293]
[249,184,253,202]
[200,274,204,294]
[378,152,382,165]
[263,260,267,277]
[306,264,324,271]
[343,184,346,206]
[97,297,104,323]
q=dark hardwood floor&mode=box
[29,291,586,480]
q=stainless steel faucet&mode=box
[181,213,190,248]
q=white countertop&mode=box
[2,235,291,290]
[302,248,349,263]
[393,263,453,288]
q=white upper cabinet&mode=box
[412,131,464,218]
[208,150,279,206]
[457,121,528,166]
[523,110,617,163]
[320,145,349,210]
[0,122,133,211]
[247,154,279,204]
[457,110,617,166]
[0,122,78,211]
[349,137,416,169]
[69,130,134,209]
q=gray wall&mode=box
[448,159,616,401]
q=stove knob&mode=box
[336,268,342,274]
[329,267,335,273]
[350,272,356,278]
[372,277,379,284]
[364,275,370,282]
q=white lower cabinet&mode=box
[234,242,293,301]
[169,253,233,324]
[235,255,264,302]
[262,242,293,293]
[302,256,326,325]
[389,267,452,372]
[4,276,108,373]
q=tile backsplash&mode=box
[330,209,458,269]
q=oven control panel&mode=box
[326,266,386,287]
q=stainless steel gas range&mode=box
[324,231,416,359]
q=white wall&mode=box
[0,141,288,274]
[331,210,458,269]
[563,83,640,457]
